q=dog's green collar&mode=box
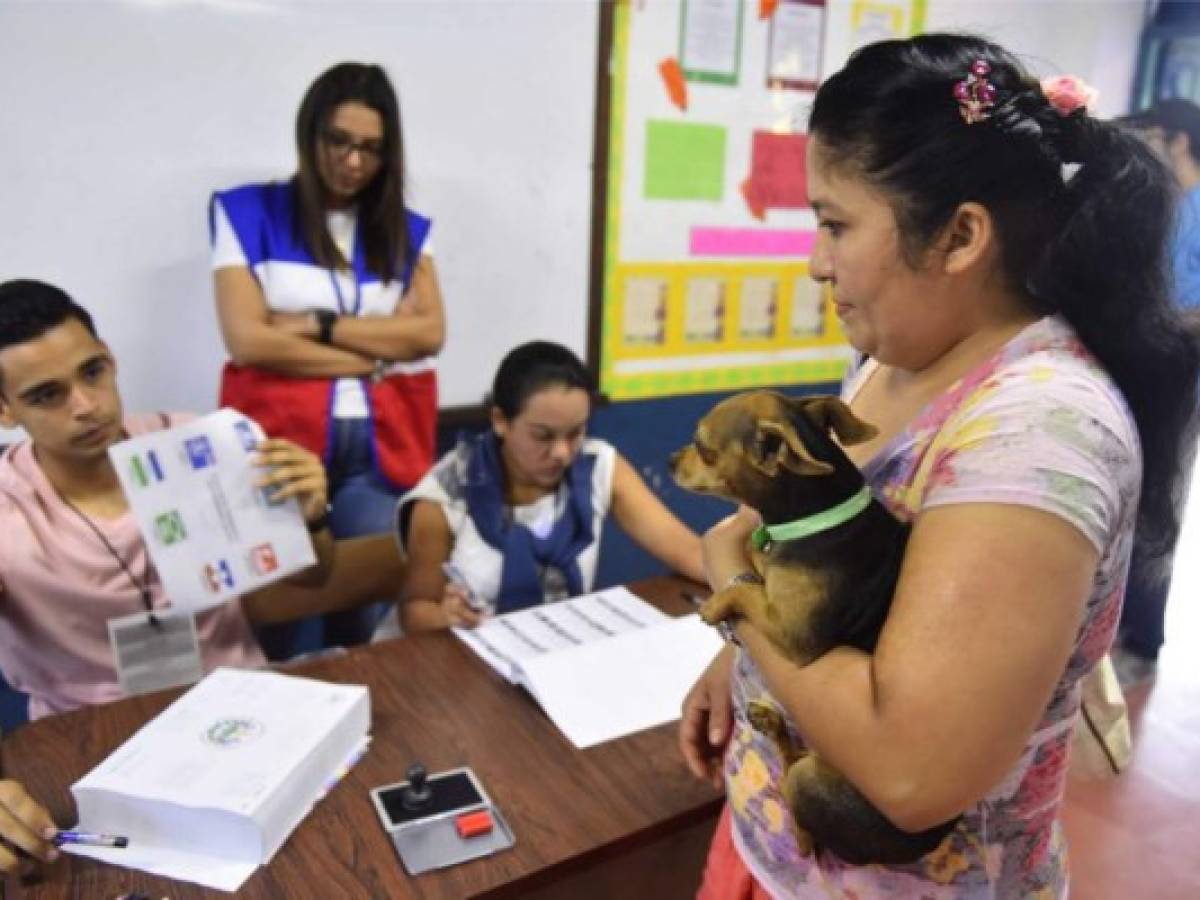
[751,485,873,551]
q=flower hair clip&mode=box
[954,60,998,124]
[1039,75,1098,117]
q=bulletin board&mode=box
[597,0,926,401]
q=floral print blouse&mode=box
[726,316,1141,898]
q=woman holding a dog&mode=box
[392,340,706,633]
[682,34,1198,898]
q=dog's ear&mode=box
[791,396,878,447]
[752,420,835,476]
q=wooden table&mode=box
[1,577,723,899]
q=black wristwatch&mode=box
[306,504,333,534]
[315,309,338,345]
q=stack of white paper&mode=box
[455,588,723,749]
[66,668,370,891]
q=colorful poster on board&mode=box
[600,0,883,400]
[767,0,826,91]
[849,0,908,50]
[739,277,779,339]
[680,0,744,85]
[684,278,727,342]
[623,277,669,345]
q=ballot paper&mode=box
[108,408,316,612]
[454,588,723,749]
[65,668,370,892]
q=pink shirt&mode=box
[0,414,266,720]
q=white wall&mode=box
[0,0,598,431]
[923,0,1149,119]
[820,1,1149,118]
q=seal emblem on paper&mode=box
[203,717,265,748]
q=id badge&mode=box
[108,611,204,697]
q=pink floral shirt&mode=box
[726,317,1140,898]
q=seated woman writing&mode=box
[391,341,705,633]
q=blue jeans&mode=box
[255,417,403,660]
[1118,442,1196,662]
[1118,558,1169,661]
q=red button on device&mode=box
[455,809,493,839]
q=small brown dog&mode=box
[671,390,958,865]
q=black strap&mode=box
[61,496,161,629]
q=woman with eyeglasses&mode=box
[210,62,444,656]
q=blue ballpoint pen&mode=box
[53,830,129,848]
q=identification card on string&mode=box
[108,611,204,696]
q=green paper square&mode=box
[644,121,726,201]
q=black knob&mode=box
[401,763,433,810]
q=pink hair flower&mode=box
[1040,75,1098,117]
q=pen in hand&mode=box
[53,830,129,849]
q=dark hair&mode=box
[489,341,595,420]
[0,280,97,391]
[1120,98,1200,164]
[810,33,1199,562]
[294,62,409,281]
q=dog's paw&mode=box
[698,597,730,626]
[792,825,815,857]
[746,701,786,738]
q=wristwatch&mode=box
[306,504,333,534]
[315,309,338,345]
[725,571,764,589]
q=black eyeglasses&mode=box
[321,129,384,162]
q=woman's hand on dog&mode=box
[679,644,736,789]
[441,583,483,629]
[702,506,761,590]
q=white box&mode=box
[70,668,369,880]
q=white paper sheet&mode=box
[521,614,722,748]
[63,842,258,893]
[767,1,825,86]
[455,590,722,749]
[108,408,316,612]
[681,0,742,79]
[454,587,670,683]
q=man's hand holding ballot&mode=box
[240,437,336,604]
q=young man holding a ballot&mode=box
[0,279,340,722]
